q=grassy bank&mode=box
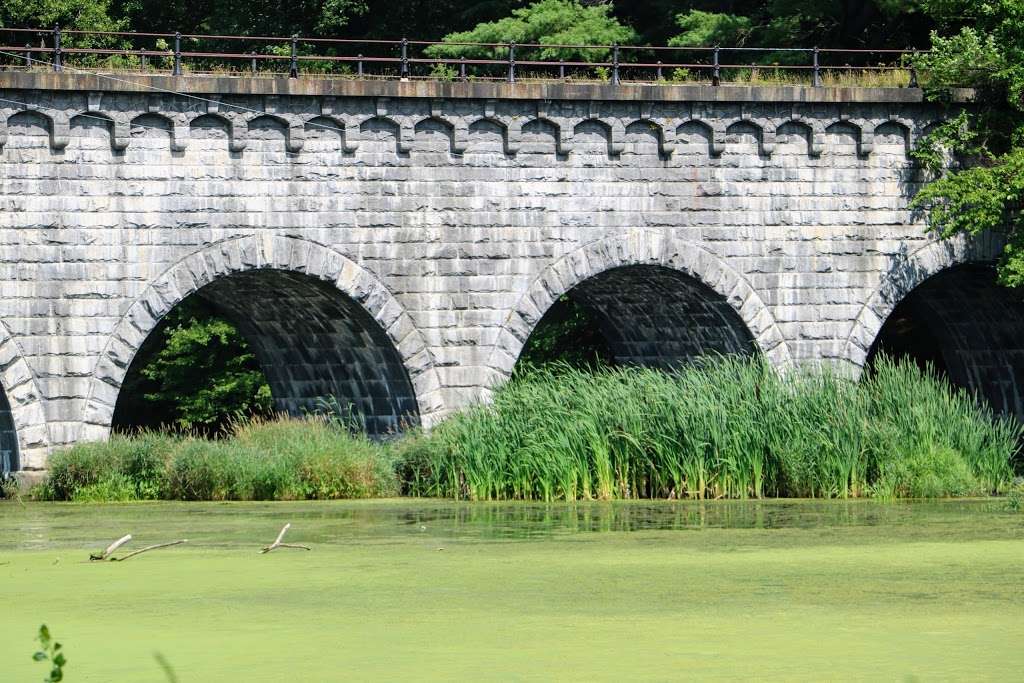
[34,357,1020,502]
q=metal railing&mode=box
[0,26,925,87]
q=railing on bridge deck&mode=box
[0,26,927,88]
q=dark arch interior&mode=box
[867,265,1024,420]
[112,269,418,436]
[519,265,756,369]
[0,388,17,474]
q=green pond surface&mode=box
[2,498,1023,680]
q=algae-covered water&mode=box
[2,499,1023,680]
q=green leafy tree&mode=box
[668,1,929,52]
[910,1,1024,286]
[114,298,272,433]
[0,0,124,31]
[424,0,638,63]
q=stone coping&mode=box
[0,71,975,103]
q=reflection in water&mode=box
[0,498,1009,551]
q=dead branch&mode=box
[90,533,131,561]
[260,523,310,553]
[111,540,187,561]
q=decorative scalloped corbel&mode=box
[397,120,414,154]
[506,116,523,155]
[50,111,70,150]
[170,115,189,152]
[0,112,8,150]
[484,99,498,119]
[341,116,361,153]
[110,114,130,151]
[556,121,573,156]
[452,120,468,154]
[658,121,676,157]
[228,115,247,153]
[708,121,725,157]
[609,119,625,156]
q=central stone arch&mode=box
[488,230,791,378]
[81,235,444,441]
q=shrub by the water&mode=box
[40,416,398,501]
[398,356,1019,501]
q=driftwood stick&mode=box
[261,523,310,553]
[111,539,187,562]
[90,533,132,561]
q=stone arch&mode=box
[467,117,512,154]
[488,230,791,378]
[677,119,722,156]
[7,109,68,150]
[844,235,1003,371]
[69,112,128,151]
[413,116,460,154]
[360,115,410,154]
[82,235,444,441]
[247,113,304,153]
[573,118,622,157]
[0,321,51,470]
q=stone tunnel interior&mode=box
[0,387,17,474]
[867,265,1024,421]
[517,265,757,370]
[111,269,419,436]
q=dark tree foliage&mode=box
[516,296,612,371]
[113,297,272,434]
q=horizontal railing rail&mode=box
[0,26,940,87]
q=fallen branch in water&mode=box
[260,523,310,554]
[90,534,131,561]
[111,540,187,561]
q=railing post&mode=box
[712,45,720,86]
[612,43,620,85]
[173,32,182,76]
[357,54,363,78]
[657,60,663,81]
[508,41,516,83]
[289,34,298,78]
[52,24,62,73]
[559,63,565,80]
[400,37,409,79]
[251,50,257,75]
[460,56,467,81]
[908,49,919,88]
[813,46,821,87]
[23,43,31,68]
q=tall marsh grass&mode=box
[398,357,1019,501]
[37,357,1019,502]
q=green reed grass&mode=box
[397,356,1019,501]
[40,416,398,502]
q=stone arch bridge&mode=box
[0,73,1016,472]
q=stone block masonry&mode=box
[0,74,1015,471]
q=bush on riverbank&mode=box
[36,357,1020,502]
[39,417,398,502]
[398,357,1019,500]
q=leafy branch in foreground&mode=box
[33,624,66,683]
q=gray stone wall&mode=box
[0,76,1002,469]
